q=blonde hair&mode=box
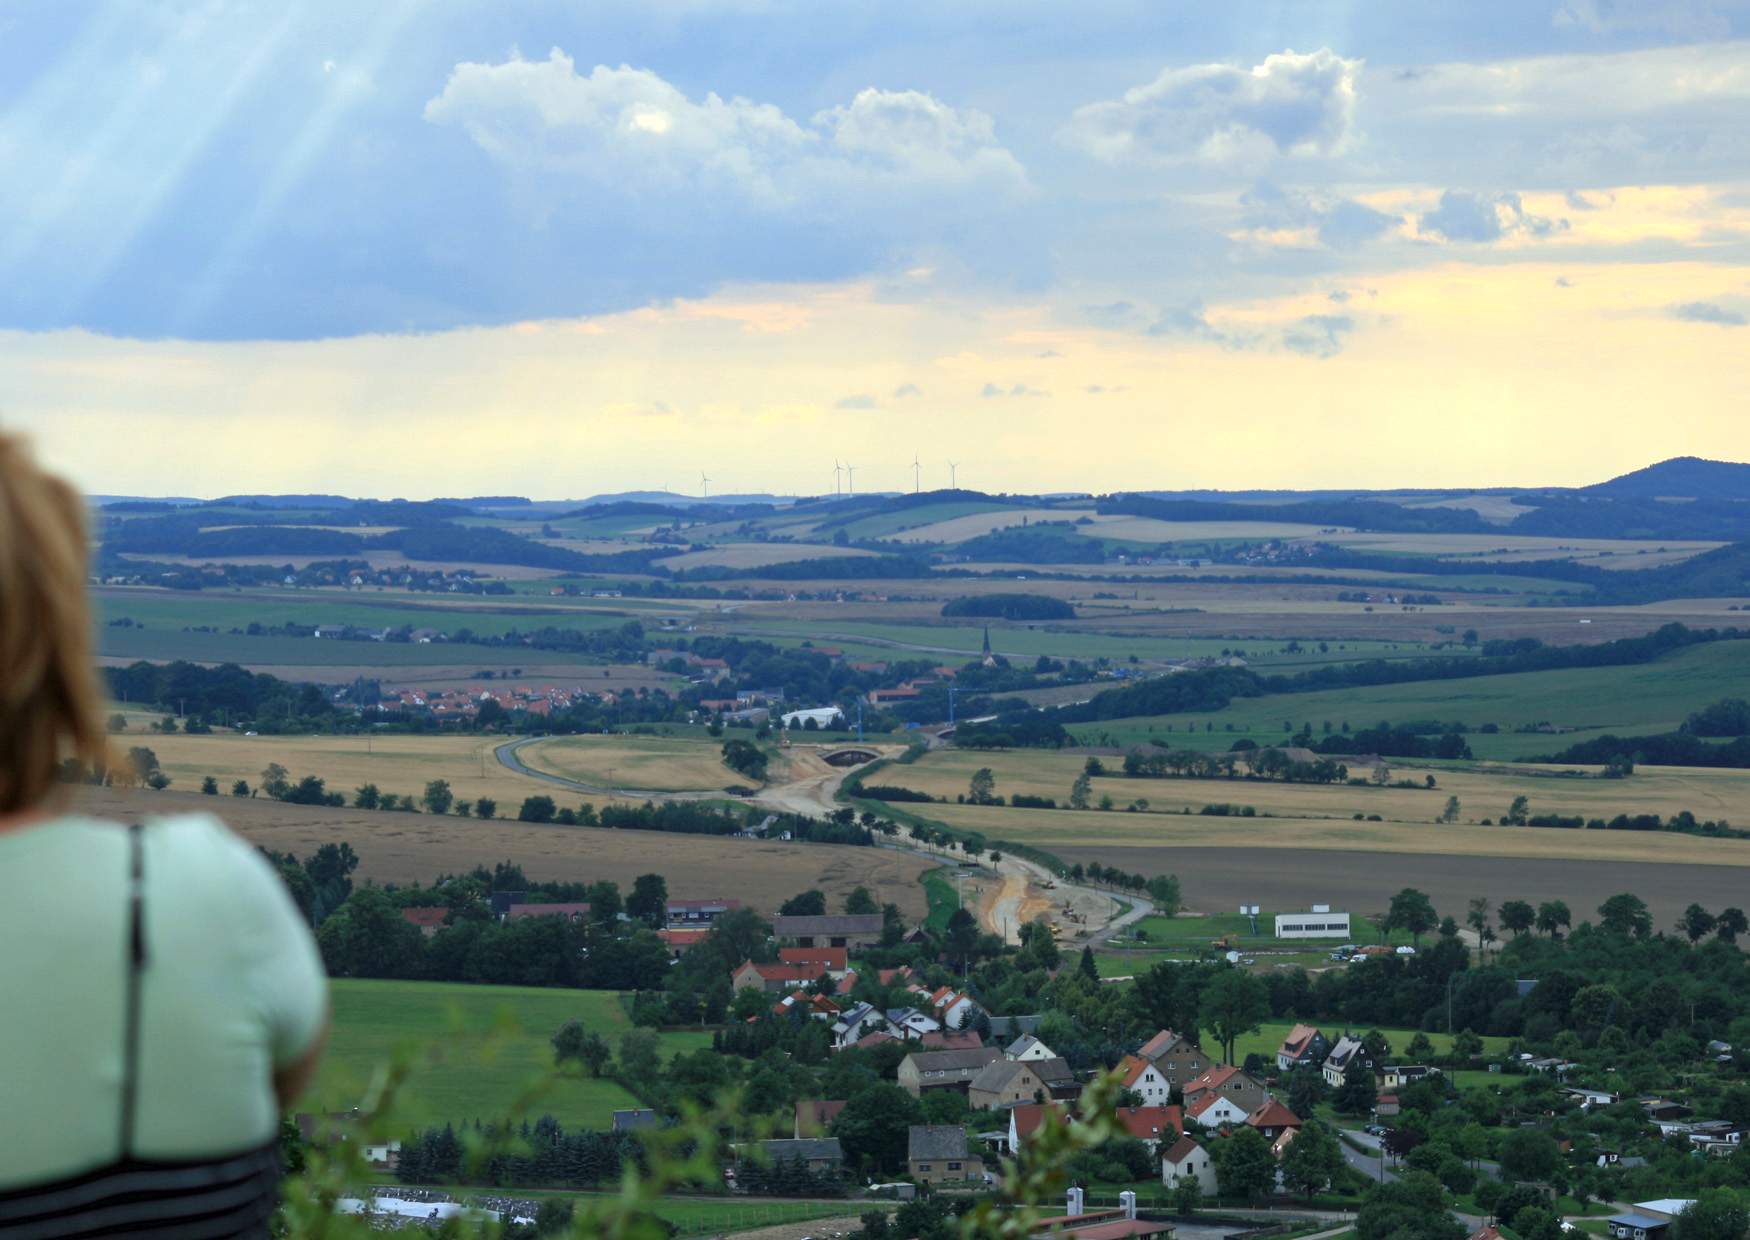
[0,434,107,813]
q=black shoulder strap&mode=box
[120,823,150,1157]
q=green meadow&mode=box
[305,979,712,1131]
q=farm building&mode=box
[1275,908,1352,939]
[783,707,845,729]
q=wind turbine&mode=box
[948,461,959,489]
[845,463,855,496]
[700,471,710,499]
[833,459,843,497]
[912,452,921,494]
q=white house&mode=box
[832,1002,884,1049]
[1161,1135,1218,1195]
[885,1007,942,1039]
[1006,1035,1057,1062]
[1119,1055,1172,1106]
[1323,1035,1371,1088]
[1186,1092,1250,1128]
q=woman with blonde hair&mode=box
[0,435,327,1237]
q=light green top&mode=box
[0,812,327,1188]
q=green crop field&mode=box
[306,980,711,1131]
[1068,639,1750,756]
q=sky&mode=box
[1,0,1747,499]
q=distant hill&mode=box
[1585,457,1750,501]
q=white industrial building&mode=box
[1275,906,1352,939]
[783,706,845,730]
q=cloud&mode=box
[1148,301,1233,343]
[981,381,1046,398]
[1281,314,1356,358]
[892,383,922,398]
[425,49,1024,204]
[1240,181,1400,251]
[834,393,878,409]
[1553,0,1736,36]
[1418,191,1569,243]
[1555,276,1574,287]
[1670,301,1746,326]
[1068,48,1360,165]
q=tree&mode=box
[1287,1068,1326,1120]
[1282,1120,1344,1198]
[1406,1032,1434,1060]
[108,712,127,732]
[1535,899,1571,937]
[1172,1175,1203,1215]
[518,795,557,823]
[353,783,381,810]
[260,762,291,800]
[832,1083,924,1173]
[1069,771,1091,811]
[780,890,827,917]
[1718,908,1749,944]
[1333,1056,1377,1116]
[577,1031,612,1078]
[1672,1190,1750,1240]
[1506,795,1529,826]
[1499,1128,1561,1182]
[1078,946,1099,980]
[721,738,768,782]
[845,886,879,915]
[1212,1126,1276,1202]
[475,797,497,821]
[1200,969,1269,1066]
[618,1029,662,1081]
[1440,796,1461,824]
[200,776,219,795]
[1146,874,1182,916]
[1384,888,1438,945]
[1681,903,1718,943]
[1598,892,1653,938]
[969,767,996,805]
[1356,1172,1467,1240]
[1500,900,1536,937]
[628,874,669,926]
[422,779,454,815]
[552,1019,587,1065]
[231,779,250,797]
[1466,898,1492,953]
[145,771,171,791]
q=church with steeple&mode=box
[981,626,997,668]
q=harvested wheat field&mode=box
[70,787,934,919]
[517,734,735,792]
[118,731,562,810]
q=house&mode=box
[1007,1102,1069,1153]
[920,1030,985,1051]
[1006,1035,1055,1062]
[1115,1106,1183,1153]
[772,913,885,951]
[1642,1099,1689,1121]
[1160,1135,1217,1195]
[1184,1066,1267,1116]
[1376,1095,1400,1118]
[666,897,742,927]
[657,928,710,959]
[907,1126,985,1185]
[1322,1035,1372,1088]
[759,1138,844,1175]
[1137,1030,1207,1086]
[987,1015,1044,1041]
[1275,1024,1329,1072]
[897,1048,1003,1096]
[1119,1055,1172,1106]
[399,906,449,936]
[1378,1065,1439,1090]
[1243,1100,1303,1142]
[1567,1088,1619,1111]
[1634,1202,1697,1224]
[968,1059,1052,1111]
[732,960,827,994]
[1469,1228,1504,1240]
[505,902,591,923]
[831,1002,885,1049]
[794,1100,847,1139]
[1032,1057,1081,1101]
[927,987,985,1030]
[773,990,841,1022]
[1185,1091,1250,1128]
[1607,1216,1672,1240]
[612,1109,658,1133]
[886,1007,943,1040]
[779,946,850,977]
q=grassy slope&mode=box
[307,980,711,1131]
[1069,639,1750,755]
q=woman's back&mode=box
[0,812,327,1233]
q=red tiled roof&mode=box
[1115,1105,1182,1143]
[506,902,591,921]
[738,961,823,984]
[780,946,848,971]
[1118,1054,1159,1088]
[1278,1023,1323,1059]
[400,906,449,929]
[1245,1101,1303,1131]
[920,1030,984,1050]
[1186,1064,1241,1093]
[1138,1029,1184,1059]
[658,928,710,946]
